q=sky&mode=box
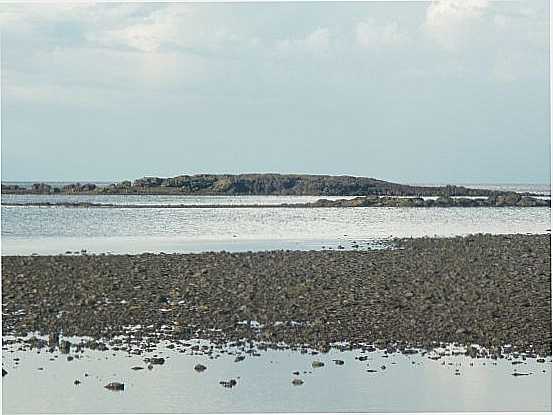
[0,1,550,184]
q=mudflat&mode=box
[2,234,550,356]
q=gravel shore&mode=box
[2,234,551,356]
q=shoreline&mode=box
[2,234,551,356]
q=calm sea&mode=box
[1,183,550,255]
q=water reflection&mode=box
[2,339,551,413]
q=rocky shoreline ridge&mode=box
[2,234,551,357]
[2,193,551,208]
[1,173,546,197]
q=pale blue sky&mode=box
[1,1,550,183]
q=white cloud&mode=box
[424,0,490,50]
[304,27,330,52]
[275,27,332,58]
[356,19,408,49]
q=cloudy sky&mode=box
[1,1,550,183]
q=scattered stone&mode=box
[219,379,237,388]
[1,234,550,359]
[194,364,207,372]
[104,382,124,391]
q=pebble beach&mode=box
[3,233,550,356]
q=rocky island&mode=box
[1,173,545,197]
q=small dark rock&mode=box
[219,379,237,388]
[194,364,207,372]
[105,382,124,391]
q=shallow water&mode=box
[1,201,550,255]
[2,339,551,413]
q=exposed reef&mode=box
[3,194,550,208]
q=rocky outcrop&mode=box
[63,183,96,193]
[119,174,524,197]
[309,194,551,208]
[3,174,544,197]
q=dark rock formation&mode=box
[3,174,545,197]
[63,183,96,193]
[309,194,550,208]
[121,174,533,197]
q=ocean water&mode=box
[1,191,551,255]
[2,338,551,414]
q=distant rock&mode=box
[5,173,540,198]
